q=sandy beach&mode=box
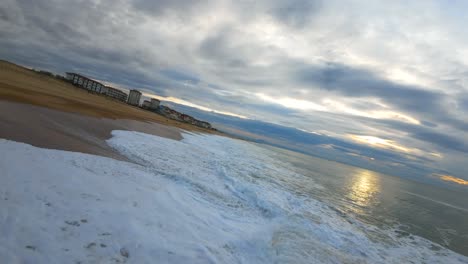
[0,60,218,159]
[0,101,184,161]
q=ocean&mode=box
[260,145,468,257]
[1,130,467,263]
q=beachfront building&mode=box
[142,100,151,109]
[127,90,142,106]
[101,86,128,102]
[199,121,212,129]
[65,72,105,93]
[181,114,194,123]
[158,105,213,129]
[66,72,128,102]
[150,98,160,110]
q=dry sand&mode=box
[0,60,220,159]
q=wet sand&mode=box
[0,60,219,160]
[0,101,184,161]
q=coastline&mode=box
[0,60,224,159]
[0,101,183,161]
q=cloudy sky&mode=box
[1,0,468,181]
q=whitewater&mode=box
[1,130,467,263]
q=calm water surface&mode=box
[260,145,468,256]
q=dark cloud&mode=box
[458,95,468,111]
[268,0,322,28]
[420,120,437,128]
[161,69,200,84]
[198,27,255,69]
[296,63,442,111]
[131,0,212,17]
[412,131,468,153]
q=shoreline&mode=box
[0,59,227,159]
[0,100,184,161]
[0,60,221,134]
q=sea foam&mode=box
[107,130,468,263]
[0,131,466,263]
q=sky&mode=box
[1,0,468,181]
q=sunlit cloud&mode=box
[255,93,421,125]
[435,174,468,186]
[256,93,327,111]
[429,152,443,158]
[322,99,421,125]
[385,68,433,88]
[297,128,323,135]
[349,135,414,154]
[142,92,249,119]
[349,135,444,161]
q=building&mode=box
[65,72,214,129]
[199,121,212,129]
[142,100,151,109]
[150,98,160,110]
[180,114,194,123]
[66,72,105,93]
[127,90,142,106]
[66,72,128,102]
[102,86,128,102]
[158,105,213,129]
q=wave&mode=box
[1,131,466,263]
[106,130,468,263]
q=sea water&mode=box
[107,130,468,263]
[1,130,467,263]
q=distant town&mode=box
[61,72,214,130]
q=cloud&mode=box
[267,0,323,28]
[295,63,442,112]
[436,174,468,186]
[161,69,200,84]
[412,131,468,153]
[131,0,214,17]
[1,0,468,180]
[198,27,250,68]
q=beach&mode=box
[0,101,183,161]
[0,60,219,159]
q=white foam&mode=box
[0,131,466,263]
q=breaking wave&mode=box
[106,130,468,263]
